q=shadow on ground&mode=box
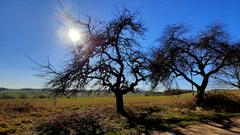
[174,116,240,135]
[122,108,240,135]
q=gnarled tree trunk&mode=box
[115,93,124,113]
[196,77,208,106]
[196,89,205,106]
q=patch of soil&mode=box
[152,117,240,135]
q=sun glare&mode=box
[68,28,81,43]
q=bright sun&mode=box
[68,28,81,43]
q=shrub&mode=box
[19,93,28,99]
[0,93,15,99]
[38,95,48,98]
[163,89,191,96]
[37,112,104,135]
[203,92,240,113]
[0,103,35,113]
[33,94,49,99]
[11,104,33,113]
[144,91,162,96]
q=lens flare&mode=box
[68,28,81,43]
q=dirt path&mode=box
[153,117,240,135]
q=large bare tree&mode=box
[39,9,147,114]
[149,24,239,106]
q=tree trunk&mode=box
[196,76,209,106]
[115,93,124,114]
[196,89,205,106]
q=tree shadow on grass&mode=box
[121,106,240,135]
[173,114,240,135]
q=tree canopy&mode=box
[149,24,240,105]
[39,9,147,113]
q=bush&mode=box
[0,103,35,113]
[11,103,34,113]
[163,89,191,96]
[203,92,240,113]
[144,91,162,96]
[33,94,49,99]
[0,93,15,99]
[37,112,104,135]
[38,95,48,98]
[19,93,28,99]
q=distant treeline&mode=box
[144,89,193,96]
[0,87,50,92]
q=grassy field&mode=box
[0,90,240,134]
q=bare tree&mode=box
[214,63,240,89]
[38,9,147,114]
[149,24,239,106]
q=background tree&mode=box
[149,24,239,106]
[213,58,240,89]
[38,9,147,114]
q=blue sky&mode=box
[0,0,240,89]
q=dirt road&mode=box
[153,117,240,135]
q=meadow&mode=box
[0,90,240,135]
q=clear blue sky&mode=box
[0,0,240,89]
